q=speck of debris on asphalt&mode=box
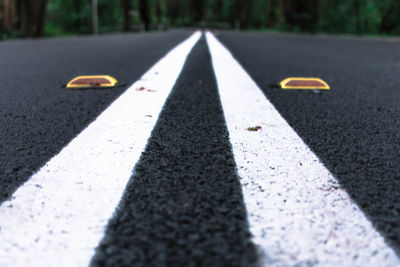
[247,126,262,131]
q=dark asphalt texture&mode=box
[217,31,400,251]
[0,31,189,203]
[91,37,258,267]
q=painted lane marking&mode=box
[0,31,201,267]
[206,32,399,267]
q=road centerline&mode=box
[91,36,258,267]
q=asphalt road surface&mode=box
[0,30,399,267]
[0,30,190,202]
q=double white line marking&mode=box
[0,31,398,267]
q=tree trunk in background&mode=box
[280,0,292,26]
[1,0,16,31]
[0,0,3,29]
[17,0,48,37]
[139,0,150,31]
[122,0,131,32]
[234,0,250,29]
[268,0,276,27]
[166,0,179,24]
[278,0,285,25]
[155,0,165,30]
[35,0,47,36]
[281,0,318,32]
[283,0,299,29]
[3,0,10,29]
[189,0,205,24]
[72,0,81,34]
[354,0,362,35]
[213,0,223,21]
[307,0,318,32]
[378,2,395,34]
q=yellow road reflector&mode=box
[66,75,118,88]
[280,77,330,90]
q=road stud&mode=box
[280,77,330,90]
[66,75,118,89]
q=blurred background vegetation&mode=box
[1,0,400,40]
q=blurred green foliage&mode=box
[1,0,400,39]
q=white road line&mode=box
[0,31,201,267]
[206,32,399,267]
